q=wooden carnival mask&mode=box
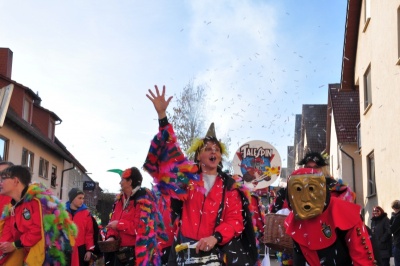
[287,169,327,220]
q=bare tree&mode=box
[169,80,207,157]
[96,190,117,226]
[169,80,231,163]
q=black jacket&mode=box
[371,213,392,259]
[390,211,400,248]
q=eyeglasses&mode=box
[0,174,13,182]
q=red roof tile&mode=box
[329,86,359,143]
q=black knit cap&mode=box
[298,151,328,167]
[68,188,84,202]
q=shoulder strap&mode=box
[214,172,237,227]
[214,171,234,227]
[214,178,259,264]
[214,184,226,228]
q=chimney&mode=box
[0,48,13,79]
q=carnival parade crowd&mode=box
[0,86,399,266]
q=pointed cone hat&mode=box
[107,169,123,176]
[187,122,228,157]
[205,122,217,139]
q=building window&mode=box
[23,98,31,122]
[39,158,49,179]
[367,151,376,196]
[397,6,400,64]
[51,165,57,188]
[364,0,371,22]
[0,136,9,161]
[21,148,34,172]
[336,145,340,168]
[364,65,372,110]
[357,122,361,151]
[363,0,371,32]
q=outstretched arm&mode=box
[146,85,173,119]
[144,84,200,200]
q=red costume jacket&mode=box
[0,184,77,266]
[285,197,376,266]
[181,175,244,245]
[106,187,165,265]
[0,197,42,249]
[67,203,94,265]
[106,192,141,247]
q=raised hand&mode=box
[146,85,173,119]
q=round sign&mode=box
[231,140,281,190]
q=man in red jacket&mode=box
[66,188,95,266]
[0,165,43,264]
[0,161,23,266]
[0,165,76,265]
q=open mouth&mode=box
[209,156,216,162]
[303,205,311,211]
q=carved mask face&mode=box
[287,173,326,220]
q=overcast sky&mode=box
[1,0,347,193]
